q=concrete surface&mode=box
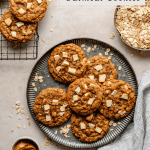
[0,1,150,150]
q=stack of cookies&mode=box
[0,0,47,43]
[33,43,136,143]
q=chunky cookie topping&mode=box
[67,78,102,116]
[84,55,118,86]
[33,88,71,126]
[48,43,87,83]
[71,113,109,143]
[99,79,136,119]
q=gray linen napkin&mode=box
[98,70,150,150]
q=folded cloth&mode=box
[98,70,150,150]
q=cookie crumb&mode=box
[113,123,117,126]
[47,75,50,78]
[21,110,25,114]
[32,83,35,86]
[13,104,15,108]
[11,128,14,132]
[23,125,26,129]
[42,38,45,42]
[131,54,135,57]
[17,123,20,128]
[21,106,24,109]
[50,29,53,32]
[26,115,30,120]
[18,116,21,120]
[109,120,114,126]
[16,101,20,106]
[99,53,102,56]
[118,122,121,125]
[108,55,112,60]
[110,129,114,131]
[34,87,37,92]
[51,14,53,17]
[55,130,57,134]
[118,66,122,70]
[16,106,20,110]
[81,44,85,48]
[109,32,115,39]
[9,114,12,118]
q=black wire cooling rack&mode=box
[0,0,39,60]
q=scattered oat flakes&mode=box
[16,101,20,106]
[18,116,21,120]
[16,106,20,110]
[9,114,12,118]
[34,87,37,92]
[118,66,122,70]
[50,29,53,32]
[110,129,114,131]
[28,121,31,126]
[17,123,20,128]
[94,45,97,49]
[23,125,26,129]
[118,122,121,125]
[51,14,53,17]
[113,123,117,127]
[47,75,50,78]
[99,53,102,56]
[13,104,15,108]
[109,32,115,39]
[32,83,35,86]
[55,130,57,134]
[39,79,43,83]
[60,124,71,138]
[108,55,112,60]
[26,115,30,120]
[92,48,94,51]
[21,110,25,114]
[17,109,21,113]
[21,106,24,109]
[42,38,45,42]
[34,73,38,81]
[81,44,85,48]
[11,129,14,132]
[109,120,114,126]
[131,54,135,57]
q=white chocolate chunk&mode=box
[96,127,102,133]
[73,54,78,61]
[106,100,112,107]
[99,74,106,82]
[52,100,59,105]
[88,75,94,80]
[54,55,60,61]
[11,31,16,37]
[111,90,118,96]
[68,67,76,74]
[89,123,95,129]
[62,60,69,65]
[56,66,61,72]
[90,114,94,119]
[5,18,12,26]
[46,115,51,121]
[107,81,112,84]
[84,93,89,97]
[121,94,128,100]
[60,104,68,111]
[72,95,78,102]
[16,22,24,27]
[18,8,26,14]
[59,112,64,116]
[88,98,95,105]
[118,110,126,115]
[37,0,42,3]
[94,65,103,71]
[62,52,68,57]
[25,30,32,35]
[75,87,81,94]
[80,122,86,129]
[27,2,32,8]
[44,104,50,110]
[84,84,87,90]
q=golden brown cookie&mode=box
[48,43,87,83]
[67,78,102,116]
[84,55,118,86]
[33,88,71,127]
[99,79,136,119]
[0,9,37,43]
[14,141,36,150]
[71,113,109,143]
[10,0,47,22]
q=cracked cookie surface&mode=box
[84,55,118,86]
[99,79,136,119]
[71,113,109,143]
[10,0,47,22]
[67,78,102,116]
[0,9,37,43]
[48,43,87,83]
[33,88,71,127]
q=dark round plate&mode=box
[27,38,138,149]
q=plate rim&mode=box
[26,37,138,149]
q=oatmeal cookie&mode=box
[71,113,109,143]
[48,43,87,83]
[83,55,118,86]
[67,78,102,116]
[0,9,37,43]
[99,79,136,119]
[33,88,71,127]
[10,0,47,22]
